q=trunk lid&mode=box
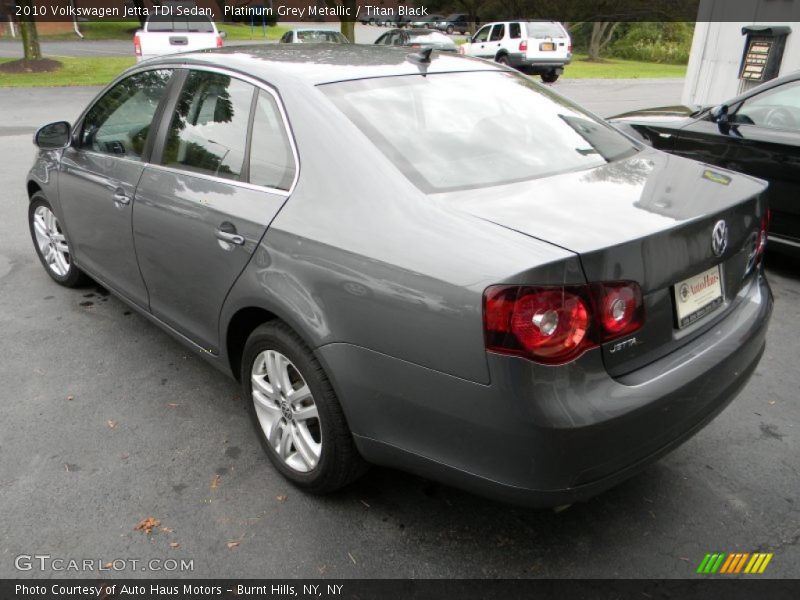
[440,149,768,375]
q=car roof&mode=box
[140,44,503,86]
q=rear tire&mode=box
[496,54,509,66]
[446,25,454,34]
[541,71,560,83]
[28,194,88,288]
[242,321,367,493]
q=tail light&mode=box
[568,43,573,52]
[755,208,770,265]
[134,33,142,57]
[458,44,465,54]
[519,40,527,51]
[216,34,224,48]
[483,282,644,365]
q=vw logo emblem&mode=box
[711,220,728,257]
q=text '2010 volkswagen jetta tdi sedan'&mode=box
[26,45,772,506]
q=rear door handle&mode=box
[216,223,245,247]
[113,189,131,206]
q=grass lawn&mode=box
[0,57,135,87]
[0,50,686,88]
[564,54,687,78]
[41,20,289,41]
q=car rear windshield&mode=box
[526,22,565,38]
[321,71,638,193]
[147,15,214,32]
[297,30,347,43]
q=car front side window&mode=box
[79,69,173,160]
[732,80,800,132]
[473,26,491,43]
[160,70,255,181]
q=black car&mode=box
[434,13,471,35]
[610,72,800,255]
[374,28,458,52]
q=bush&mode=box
[609,22,694,64]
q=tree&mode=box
[587,21,620,60]
[17,0,42,65]
[324,0,357,42]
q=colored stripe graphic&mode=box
[700,553,727,573]
[699,552,774,574]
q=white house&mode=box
[683,0,800,106]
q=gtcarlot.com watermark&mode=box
[15,554,194,573]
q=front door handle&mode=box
[216,222,245,247]
[113,189,131,207]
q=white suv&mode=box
[460,21,571,82]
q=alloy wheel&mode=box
[32,205,71,277]
[251,349,322,473]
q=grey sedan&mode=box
[26,46,772,506]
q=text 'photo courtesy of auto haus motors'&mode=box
[26,41,775,507]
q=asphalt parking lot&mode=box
[0,79,798,579]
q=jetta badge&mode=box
[711,220,728,257]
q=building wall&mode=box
[683,0,800,106]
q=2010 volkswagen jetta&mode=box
[26,45,772,506]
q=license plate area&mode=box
[540,42,555,51]
[673,265,724,329]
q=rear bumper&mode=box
[507,53,572,70]
[319,272,771,507]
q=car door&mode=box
[470,25,492,57]
[132,69,297,352]
[675,80,800,244]
[487,23,506,58]
[59,68,174,308]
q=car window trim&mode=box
[80,63,300,197]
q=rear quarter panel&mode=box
[220,79,582,384]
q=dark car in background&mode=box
[374,29,458,52]
[610,71,800,255]
[409,14,444,28]
[27,46,772,507]
[434,13,471,35]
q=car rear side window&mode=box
[509,23,522,39]
[79,69,173,160]
[322,71,638,193]
[490,24,505,41]
[161,71,255,181]
[249,90,296,191]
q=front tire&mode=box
[28,194,88,288]
[242,321,367,493]
[446,25,454,34]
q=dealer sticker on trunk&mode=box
[673,265,724,329]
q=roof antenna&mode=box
[407,46,433,67]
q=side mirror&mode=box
[710,104,731,133]
[34,121,71,149]
[710,104,729,123]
